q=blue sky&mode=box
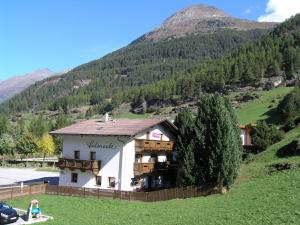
[0,0,299,79]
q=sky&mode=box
[1,0,300,80]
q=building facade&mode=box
[240,124,256,151]
[50,117,177,191]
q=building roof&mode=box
[49,119,177,137]
[239,123,257,129]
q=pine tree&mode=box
[174,109,196,186]
[195,94,243,188]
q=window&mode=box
[95,176,101,186]
[74,151,80,159]
[108,177,116,188]
[71,173,78,183]
[90,151,96,160]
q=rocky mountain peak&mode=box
[162,4,230,28]
[136,4,276,42]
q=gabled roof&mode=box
[49,119,177,137]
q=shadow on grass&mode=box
[262,108,284,125]
[276,140,300,158]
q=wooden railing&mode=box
[0,184,47,200]
[45,184,218,202]
[58,158,101,176]
[0,184,219,202]
[135,139,174,152]
[134,161,171,176]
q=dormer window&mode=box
[146,132,150,140]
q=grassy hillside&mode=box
[235,86,293,125]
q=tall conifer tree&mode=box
[174,109,196,186]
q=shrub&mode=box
[277,85,300,122]
[251,121,284,152]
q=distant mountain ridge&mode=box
[0,68,56,103]
[136,4,276,42]
[0,4,278,113]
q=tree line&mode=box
[0,113,72,162]
[0,29,267,114]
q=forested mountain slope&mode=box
[110,14,300,109]
[0,5,275,114]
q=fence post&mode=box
[57,185,59,195]
[29,185,32,195]
[97,188,100,199]
[10,187,13,199]
[83,188,86,198]
[44,183,48,194]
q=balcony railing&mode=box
[58,158,101,176]
[134,161,171,176]
[135,139,174,152]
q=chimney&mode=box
[103,113,109,122]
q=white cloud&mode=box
[258,0,300,22]
[243,8,252,15]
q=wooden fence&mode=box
[0,183,219,202]
[0,184,47,200]
[45,184,217,202]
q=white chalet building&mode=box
[50,116,177,191]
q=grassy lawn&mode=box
[8,169,300,225]
[235,86,293,125]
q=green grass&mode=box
[114,112,153,119]
[235,86,293,125]
[237,126,300,184]
[8,169,300,225]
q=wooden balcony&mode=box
[58,158,101,176]
[134,161,171,176]
[135,139,174,152]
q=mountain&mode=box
[135,5,276,42]
[112,14,300,109]
[0,68,55,103]
[0,5,276,114]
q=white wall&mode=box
[59,135,128,190]
[240,129,246,146]
[59,123,174,191]
[135,125,174,141]
[120,139,135,191]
